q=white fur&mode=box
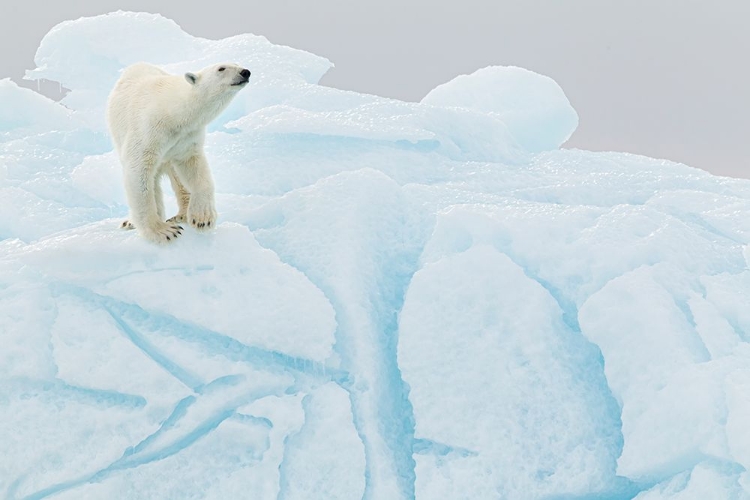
[106,62,250,244]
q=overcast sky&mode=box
[1,0,748,178]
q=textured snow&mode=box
[3,10,750,500]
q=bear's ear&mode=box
[184,72,198,85]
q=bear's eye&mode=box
[218,67,226,72]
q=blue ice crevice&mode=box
[246,170,429,499]
[19,376,277,500]
[55,283,347,386]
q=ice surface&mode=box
[399,245,623,498]
[3,9,750,500]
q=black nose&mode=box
[240,69,250,79]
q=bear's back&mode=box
[109,63,178,109]
[119,62,170,82]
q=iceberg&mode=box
[2,10,750,500]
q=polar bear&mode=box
[106,62,251,243]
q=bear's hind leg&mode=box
[166,166,190,224]
[154,173,166,222]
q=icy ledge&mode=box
[2,10,750,500]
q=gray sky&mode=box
[1,0,748,178]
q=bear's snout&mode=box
[240,69,251,79]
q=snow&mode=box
[2,9,750,500]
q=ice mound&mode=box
[422,65,579,152]
[3,10,750,500]
[0,80,79,137]
[26,11,332,129]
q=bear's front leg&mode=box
[124,159,183,244]
[189,193,218,229]
[180,154,217,230]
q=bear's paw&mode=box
[140,221,184,244]
[187,196,217,231]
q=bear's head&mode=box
[184,63,251,93]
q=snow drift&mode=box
[2,10,750,500]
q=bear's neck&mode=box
[185,88,236,128]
